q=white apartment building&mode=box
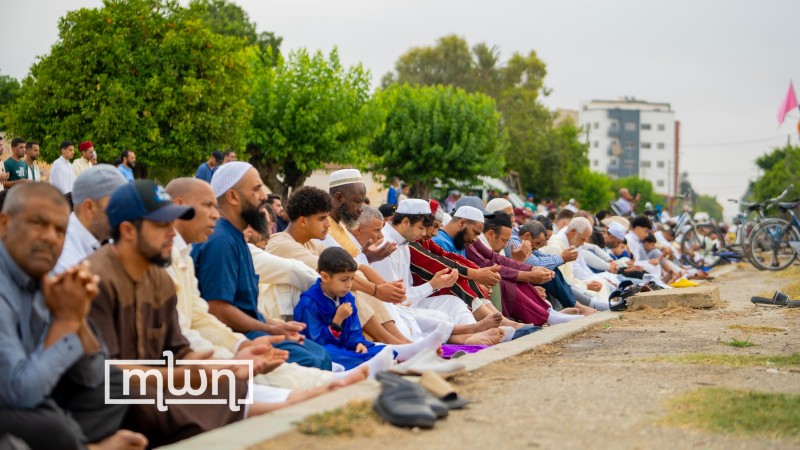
[578,97,677,195]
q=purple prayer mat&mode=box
[440,344,488,359]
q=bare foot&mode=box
[87,430,148,450]
[560,307,581,315]
[574,303,597,315]
[473,312,503,332]
[342,365,369,386]
[500,318,525,329]
[464,328,503,345]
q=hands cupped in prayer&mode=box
[375,280,406,303]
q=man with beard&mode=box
[117,150,135,183]
[54,165,127,274]
[432,202,487,257]
[192,162,332,370]
[22,141,41,182]
[0,183,148,450]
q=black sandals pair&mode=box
[608,280,663,311]
[751,291,800,308]
[373,371,469,429]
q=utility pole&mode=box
[672,120,681,212]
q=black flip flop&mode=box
[751,291,789,306]
[373,384,438,428]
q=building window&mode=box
[593,141,599,148]
[656,161,665,168]
[640,161,652,168]
[624,141,635,150]
[657,124,665,131]
[641,123,651,130]
[593,159,599,167]
[624,122,637,131]
[657,142,666,150]
[609,121,618,130]
[641,142,652,149]
[657,180,665,187]
[594,122,599,129]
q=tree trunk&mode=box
[247,144,312,199]
[412,181,431,201]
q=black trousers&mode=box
[539,270,576,308]
[0,367,128,450]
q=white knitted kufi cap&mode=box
[453,206,485,223]
[329,168,364,188]
[396,199,431,214]
[211,161,253,198]
[485,198,513,213]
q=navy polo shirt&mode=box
[191,217,264,322]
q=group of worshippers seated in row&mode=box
[0,161,699,449]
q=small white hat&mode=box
[211,161,253,198]
[486,198,513,213]
[329,168,364,188]
[397,199,431,214]
[454,206,485,223]
[607,222,628,242]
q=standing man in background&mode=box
[3,138,30,189]
[195,150,223,183]
[117,150,136,182]
[22,142,41,182]
[50,141,77,194]
[72,141,94,177]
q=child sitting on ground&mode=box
[643,233,680,283]
[294,247,443,371]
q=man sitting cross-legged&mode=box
[164,178,368,396]
[371,199,506,344]
[465,210,585,326]
[0,184,147,450]
[192,162,332,370]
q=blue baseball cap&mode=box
[106,179,195,227]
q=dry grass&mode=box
[662,387,800,441]
[652,352,800,368]
[296,401,380,437]
[728,325,786,333]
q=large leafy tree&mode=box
[382,35,583,198]
[0,72,21,131]
[5,0,253,181]
[751,145,800,202]
[370,84,507,199]
[247,48,382,196]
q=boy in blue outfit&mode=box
[296,247,444,371]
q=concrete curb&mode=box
[160,311,618,450]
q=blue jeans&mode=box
[246,330,333,370]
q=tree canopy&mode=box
[5,0,257,181]
[0,72,21,131]
[247,48,382,196]
[751,145,800,203]
[370,84,507,199]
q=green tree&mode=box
[561,167,614,213]
[192,0,282,66]
[751,145,800,202]
[247,48,382,196]
[370,84,507,199]
[5,0,254,181]
[694,194,724,222]
[0,73,21,131]
[383,35,582,199]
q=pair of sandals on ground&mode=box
[607,279,667,311]
[751,291,800,308]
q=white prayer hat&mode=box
[607,222,628,242]
[486,198,513,213]
[453,206,485,223]
[397,199,431,214]
[211,161,253,198]
[329,168,364,188]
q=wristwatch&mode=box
[330,322,343,333]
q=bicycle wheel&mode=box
[748,220,799,271]
[741,218,782,266]
[680,224,724,269]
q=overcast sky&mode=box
[2,0,799,219]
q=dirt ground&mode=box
[253,265,800,450]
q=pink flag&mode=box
[777,81,798,125]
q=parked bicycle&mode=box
[747,190,800,271]
[725,185,794,265]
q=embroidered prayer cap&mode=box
[107,179,194,227]
[211,161,253,198]
[329,168,364,188]
[607,222,628,243]
[396,199,431,215]
[72,164,127,206]
[453,195,495,218]
[429,199,444,222]
[453,206,486,223]
[78,141,93,152]
[486,198,513,213]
